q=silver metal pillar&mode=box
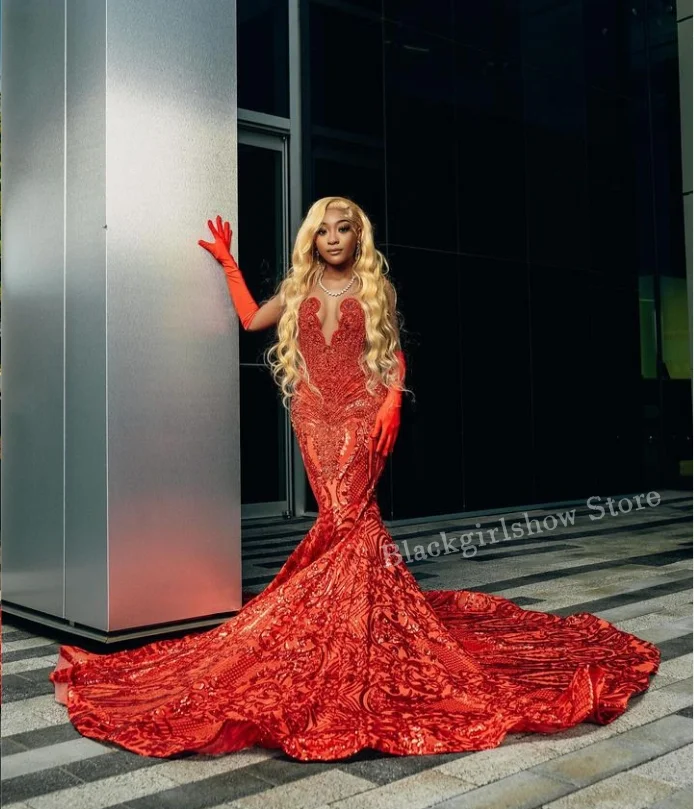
[1,0,243,640]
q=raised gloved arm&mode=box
[198,215,260,330]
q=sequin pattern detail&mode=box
[49,295,661,761]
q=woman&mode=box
[50,197,660,761]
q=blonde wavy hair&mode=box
[265,196,410,410]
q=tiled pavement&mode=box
[1,490,692,809]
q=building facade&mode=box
[237,0,692,523]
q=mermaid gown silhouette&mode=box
[50,294,660,760]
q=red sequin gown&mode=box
[49,295,660,760]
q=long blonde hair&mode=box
[265,196,409,410]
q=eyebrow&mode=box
[319,219,351,226]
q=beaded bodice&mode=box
[291,295,389,476]
[298,296,366,371]
[294,295,388,409]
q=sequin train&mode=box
[49,295,661,761]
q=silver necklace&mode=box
[318,270,356,298]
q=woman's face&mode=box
[314,208,359,267]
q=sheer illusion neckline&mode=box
[304,295,360,348]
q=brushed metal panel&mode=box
[1,1,67,615]
[64,0,109,629]
[2,0,242,633]
[105,0,241,629]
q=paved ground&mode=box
[1,489,692,809]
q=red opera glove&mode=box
[369,349,406,480]
[198,215,260,330]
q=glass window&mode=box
[237,0,289,117]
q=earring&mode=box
[354,242,361,260]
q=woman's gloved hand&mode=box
[198,215,260,330]
[368,349,406,480]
